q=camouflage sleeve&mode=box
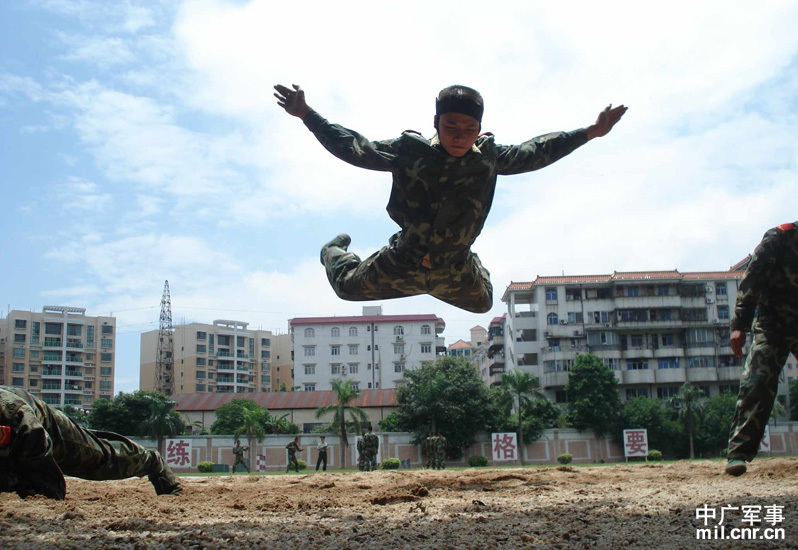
[496,129,589,176]
[731,227,782,331]
[303,110,401,172]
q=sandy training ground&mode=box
[1,458,796,549]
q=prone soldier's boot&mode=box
[148,453,183,495]
[320,233,352,265]
[725,458,747,477]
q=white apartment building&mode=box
[290,306,446,391]
[140,320,273,394]
[499,269,795,403]
[0,306,116,408]
[474,316,507,388]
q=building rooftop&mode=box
[290,314,445,327]
[447,339,471,350]
[172,389,397,411]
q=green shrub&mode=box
[557,453,572,465]
[198,461,213,473]
[381,457,401,470]
[468,455,488,467]
[721,448,728,458]
[296,459,307,470]
[648,449,663,461]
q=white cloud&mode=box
[59,35,137,68]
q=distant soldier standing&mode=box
[434,432,447,470]
[424,432,436,469]
[356,435,365,471]
[362,425,379,472]
[726,222,798,476]
[315,435,329,472]
[286,436,303,473]
[231,439,249,473]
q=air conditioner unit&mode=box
[705,285,713,293]
[396,335,403,341]
[559,319,568,325]
[706,297,714,304]
[573,330,581,336]
[713,319,720,324]
[604,323,612,328]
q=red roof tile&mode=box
[172,389,397,412]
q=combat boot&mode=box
[148,454,183,495]
[725,458,747,477]
[320,233,352,265]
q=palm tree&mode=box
[141,396,184,455]
[770,399,787,426]
[671,383,706,459]
[501,370,545,464]
[238,406,267,468]
[315,378,369,469]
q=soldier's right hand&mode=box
[730,329,746,358]
[274,84,310,119]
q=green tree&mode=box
[210,399,263,435]
[395,356,494,457]
[140,395,185,455]
[565,353,621,461]
[670,383,706,460]
[619,397,681,457]
[59,405,88,426]
[789,379,798,421]
[263,412,300,434]
[239,406,267,466]
[378,411,409,432]
[87,391,177,437]
[500,370,545,464]
[694,391,736,457]
[315,378,369,469]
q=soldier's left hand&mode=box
[586,104,628,140]
[730,330,746,358]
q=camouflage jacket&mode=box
[304,111,588,268]
[286,441,302,455]
[233,443,247,459]
[362,432,379,453]
[731,222,798,333]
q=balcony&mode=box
[65,369,82,378]
[686,367,718,382]
[42,368,62,377]
[489,365,505,376]
[621,348,654,359]
[653,348,685,358]
[655,368,686,384]
[543,371,569,388]
[217,350,233,358]
[718,366,744,381]
[44,338,62,347]
[624,369,655,384]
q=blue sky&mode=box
[1,0,796,393]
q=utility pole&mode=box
[155,280,174,395]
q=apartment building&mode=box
[290,306,446,392]
[474,316,507,387]
[270,332,295,391]
[499,269,795,403]
[447,325,488,358]
[140,320,273,394]
[0,306,116,408]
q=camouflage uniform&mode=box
[0,386,181,500]
[231,441,249,473]
[433,434,447,470]
[727,222,798,462]
[304,110,588,313]
[362,431,379,471]
[424,435,435,469]
[285,440,302,472]
[356,437,365,471]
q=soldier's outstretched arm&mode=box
[731,227,782,332]
[586,104,628,140]
[274,84,310,119]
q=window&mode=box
[545,287,558,301]
[101,353,112,362]
[304,328,315,338]
[100,366,112,376]
[626,360,648,370]
[602,358,621,370]
[100,381,112,390]
[197,344,207,353]
[304,364,316,375]
[661,334,674,347]
[30,350,39,358]
[350,382,360,390]
[630,334,644,347]
[303,346,315,357]
[236,336,246,348]
[421,325,431,335]
[196,384,206,392]
[715,283,727,296]
[14,319,27,329]
[657,357,679,369]
[101,338,113,349]
[304,383,316,392]
[656,285,669,296]
[197,357,206,366]
[555,390,568,404]
[331,364,341,375]
[13,363,24,372]
[626,388,649,399]
[348,363,359,374]
[331,327,340,338]
[197,331,207,340]
[196,370,206,379]
[217,335,230,346]
[394,326,404,336]
[547,313,559,326]
[14,348,25,358]
[14,334,26,343]
[261,337,271,346]
[45,323,62,335]
[12,378,25,387]
[719,384,737,395]
[101,325,113,334]
[688,356,715,368]
[567,312,584,323]
[717,306,730,320]
[331,345,341,356]
[394,344,405,354]
[29,379,38,387]
[420,343,432,354]
[86,325,95,347]
[394,363,405,373]
[626,286,640,297]
[348,344,358,355]
[348,327,357,337]
[29,365,38,373]
[657,386,679,399]
[698,386,711,397]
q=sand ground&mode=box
[1,458,796,549]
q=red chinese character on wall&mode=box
[623,429,648,457]
[492,433,517,461]
[166,439,192,467]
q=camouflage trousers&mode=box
[321,232,493,314]
[232,456,249,473]
[1,387,177,499]
[727,321,798,462]
[362,451,378,471]
[286,452,299,472]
